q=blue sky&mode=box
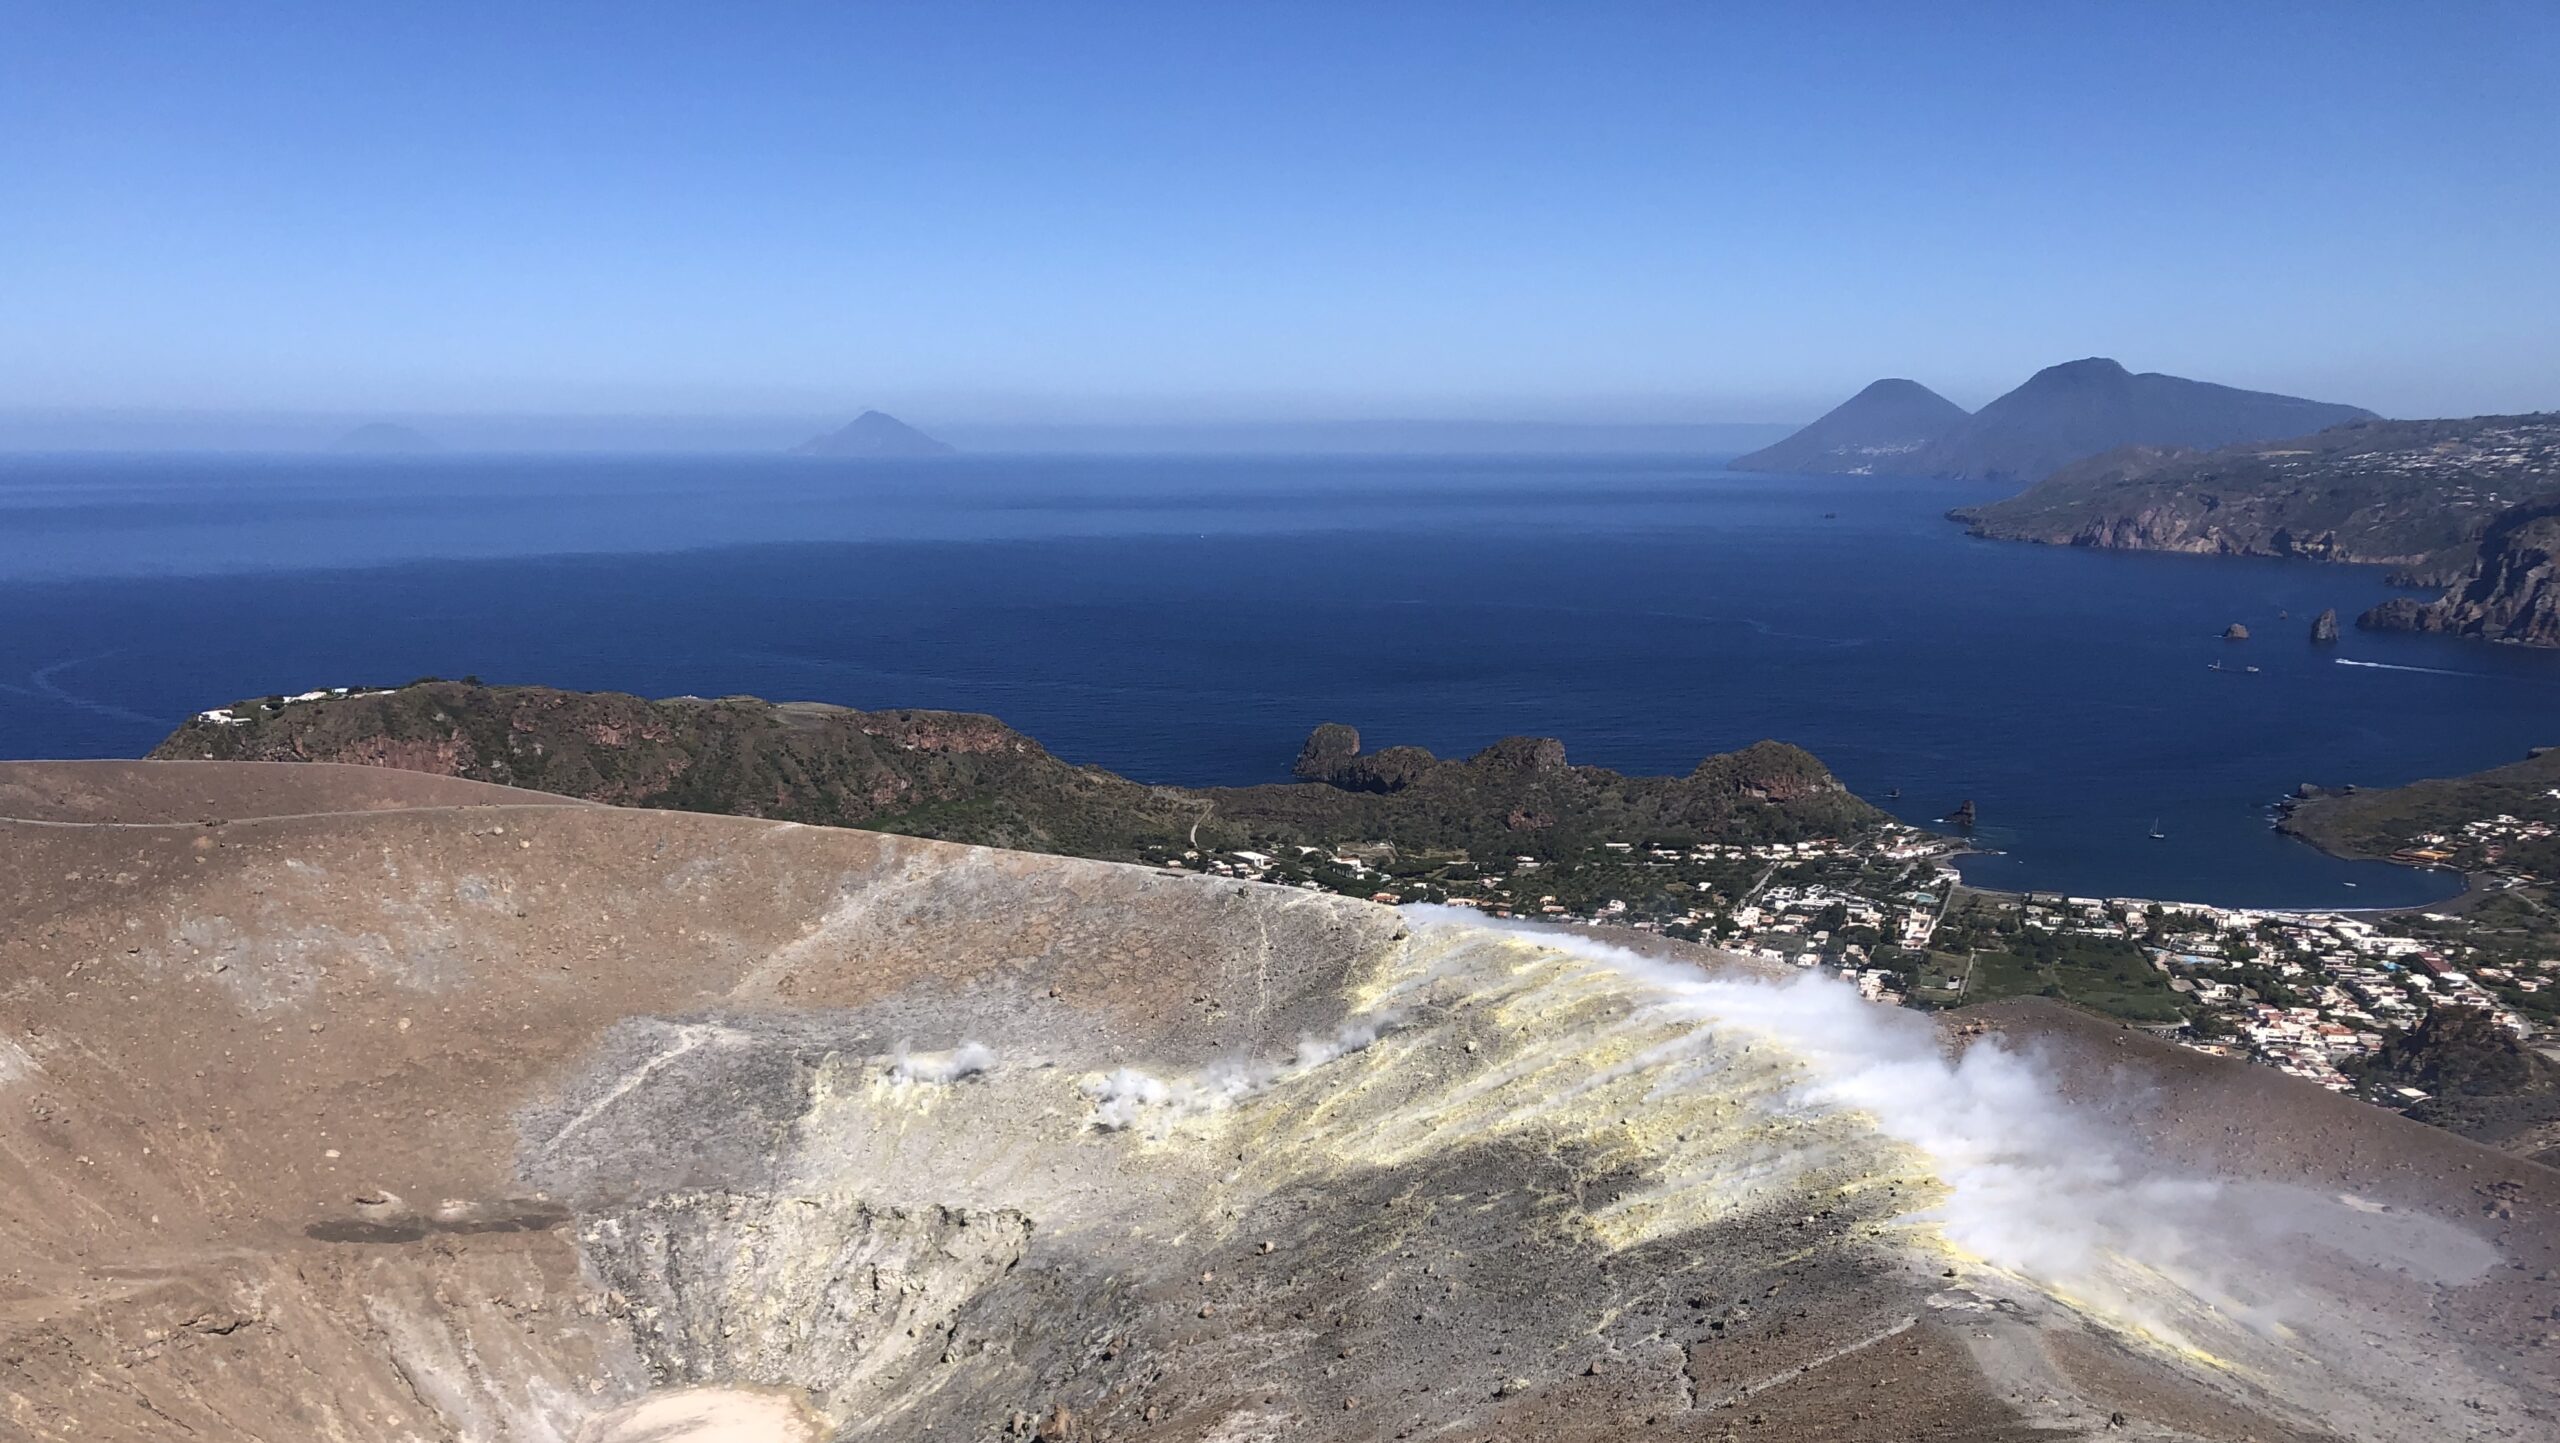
[4,1,2555,423]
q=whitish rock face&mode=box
[0,764,2548,1443]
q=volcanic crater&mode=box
[0,761,2552,1442]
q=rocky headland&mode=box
[1951,413,2558,569]
[151,681,1883,861]
[2360,495,2560,647]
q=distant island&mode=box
[329,421,436,453]
[1736,357,2373,484]
[788,410,955,458]
[1725,378,1967,475]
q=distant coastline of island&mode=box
[1733,356,2556,649]
[1951,413,2560,647]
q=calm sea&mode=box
[5,451,2553,908]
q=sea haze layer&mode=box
[5,451,2552,907]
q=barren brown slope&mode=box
[0,757,585,824]
[0,762,2550,1443]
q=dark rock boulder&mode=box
[1293,723,1363,780]
[2358,596,2428,633]
[1467,736,1569,774]
[1332,746,1439,794]
[2223,623,2251,641]
[2310,608,2341,644]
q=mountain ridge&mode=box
[1911,358,2376,484]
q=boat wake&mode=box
[2334,657,2484,679]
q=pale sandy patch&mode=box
[577,1386,825,1443]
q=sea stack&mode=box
[2310,608,2341,644]
[1949,799,1977,830]
[2223,623,2251,641]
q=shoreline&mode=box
[1939,838,2477,919]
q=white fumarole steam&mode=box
[1412,912,2233,1310]
[1071,908,2493,1355]
[1082,1020,1392,1131]
[1389,910,2508,1351]
[890,1041,997,1086]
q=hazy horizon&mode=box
[0,408,1800,457]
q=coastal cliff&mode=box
[2361,497,2560,647]
[1952,413,2559,573]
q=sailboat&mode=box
[2149,818,2167,840]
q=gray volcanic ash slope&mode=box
[0,761,2551,1443]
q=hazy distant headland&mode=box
[1734,357,2375,484]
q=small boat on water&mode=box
[2149,818,2167,840]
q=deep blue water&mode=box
[6,451,2555,908]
